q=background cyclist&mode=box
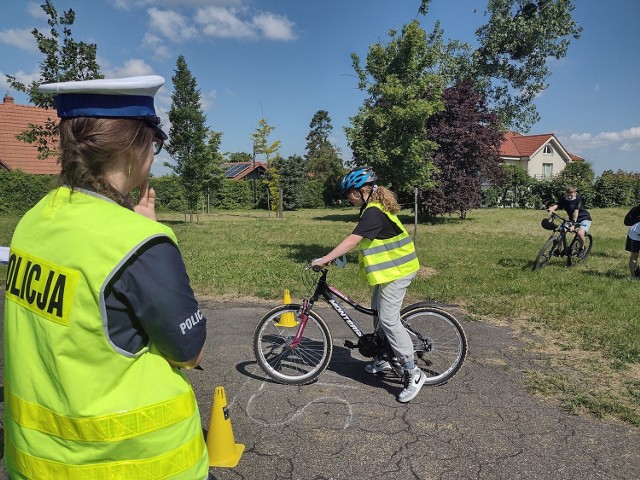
[547,185,592,256]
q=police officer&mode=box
[3,76,209,479]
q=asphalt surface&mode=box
[1,297,639,480]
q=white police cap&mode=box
[38,75,167,139]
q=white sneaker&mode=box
[365,356,393,374]
[397,367,426,403]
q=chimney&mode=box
[3,94,14,105]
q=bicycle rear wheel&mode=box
[253,304,333,385]
[533,234,560,271]
[567,233,593,266]
[400,305,467,386]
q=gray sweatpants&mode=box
[371,271,417,366]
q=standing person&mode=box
[624,204,640,279]
[311,167,424,403]
[547,185,592,256]
[3,76,210,479]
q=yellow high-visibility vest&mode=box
[4,187,208,480]
[358,203,420,285]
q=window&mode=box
[543,163,553,178]
[543,145,553,155]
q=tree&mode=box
[305,110,343,205]
[6,0,102,159]
[272,154,307,210]
[203,130,225,213]
[251,118,282,216]
[165,55,219,220]
[419,0,582,132]
[345,20,444,193]
[497,163,535,208]
[422,81,503,218]
[226,152,252,163]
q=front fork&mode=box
[288,299,310,348]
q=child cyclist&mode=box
[311,167,424,403]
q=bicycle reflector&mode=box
[541,218,556,230]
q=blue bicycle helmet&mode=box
[340,166,378,193]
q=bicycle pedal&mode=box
[344,340,357,349]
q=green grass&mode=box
[2,207,639,425]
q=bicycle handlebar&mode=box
[548,211,578,228]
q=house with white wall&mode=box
[499,131,583,179]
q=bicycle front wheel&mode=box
[253,304,333,385]
[533,234,559,271]
[401,305,467,386]
[567,233,593,266]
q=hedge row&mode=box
[0,170,326,215]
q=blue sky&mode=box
[1,0,638,177]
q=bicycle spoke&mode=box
[254,305,332,385]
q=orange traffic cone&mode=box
[206,386,245,467]
[275,289,299,327]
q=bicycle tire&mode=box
[400,305,467,386]
[253,304,333,385]
[567,233,593,266]
[533,234,560,271]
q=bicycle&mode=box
[532,211,593,271]
[253,265,467,386]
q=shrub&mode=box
[0,170,56,214]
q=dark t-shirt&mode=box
[352,206,402,240]
[557,194,592,222]
[104,239,206,363]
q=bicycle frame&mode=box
[549,212,578,255]
[290,268,373,348]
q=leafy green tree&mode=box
[203,130,225,213]
[422,81,503,218]
[6,0,102,159]
[345,20,443,193]
[419,0,582,132]
[555,161,595,205]
[498,163,536,208]
[593,170,640,207]
[305,110,343,205]
[226,152,252,163]
[251,118,282,216]
[165,55,219,219]
[272,154,307,210]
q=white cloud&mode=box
[111,0,241,9]
[565,127,640,151]
[196,6,255,39]
[200,89,218,111]
[27,2,48,20]
[620,142,640,152]
[141,32,173,61]
[194,6,295,41]
[106,59,155,78]
[252,12,296,41]
[2,69,41,88]
[0,27,38,53]
[148,8,198,43]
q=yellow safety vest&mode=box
[3,187,208,480]
[358,203,420,285]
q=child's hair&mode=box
[565,185,577,194]
[361,185,400,214]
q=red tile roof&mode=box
[499,130,583,162]
[0,95,60,174]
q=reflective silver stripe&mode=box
[364,251,418,274]
[362,235,412,257]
